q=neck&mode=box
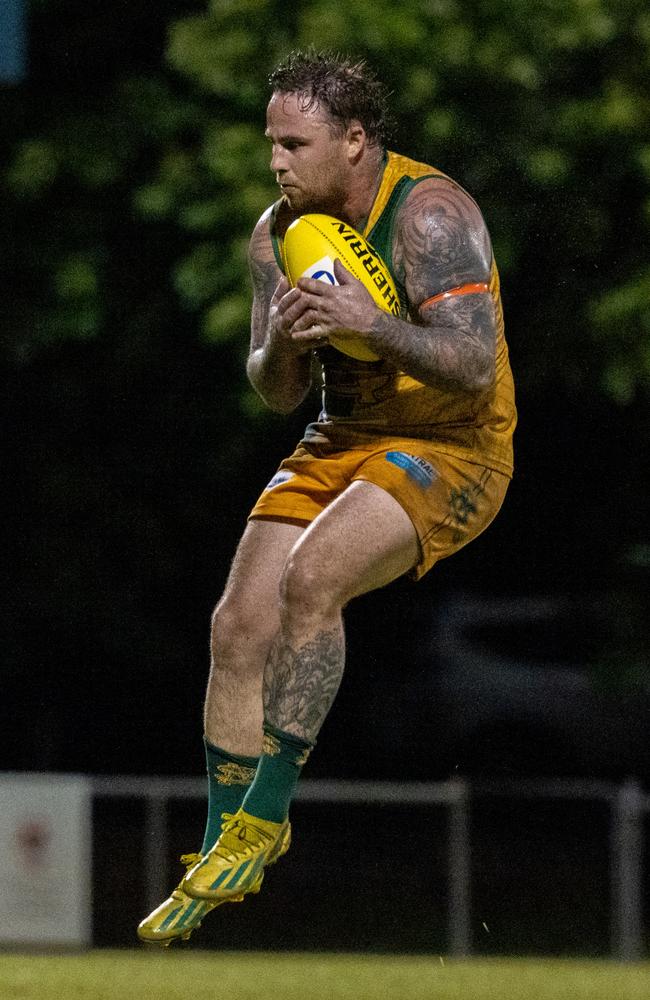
[339,148,386,232]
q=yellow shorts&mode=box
[249,439,510,580]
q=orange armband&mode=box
[419,282,489,316]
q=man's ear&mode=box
[346,120,367,163]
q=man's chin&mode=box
[282,189,330,215]
[283,190,308,212]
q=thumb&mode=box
[272,275,291,301]
[333,258,354,284]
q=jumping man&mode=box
[138,49,516,945]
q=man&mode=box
[138,49,515,945]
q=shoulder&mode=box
[249,199,300,272]
[249,203,280,272]
[249,203,276,254]
[389,173,494,310]
[396,174,490,249]
[250,198,299,243]
[393,174,493,299]
[248,205,283,292]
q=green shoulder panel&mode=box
[367,173,440,272]
[367,173,440,313]
[269,199,286,273]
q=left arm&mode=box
[285,178,497,393]
[373,178,496,391]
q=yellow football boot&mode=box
[137,817,291,944]
[182,808,289,901]
[136,851,259,946]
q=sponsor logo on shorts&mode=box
[386,452,437,488]
[265,470,295,491]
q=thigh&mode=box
[220,518,305,621]
[354,444,510,579]
[287,479,420,606]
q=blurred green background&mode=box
[2,0,649,778]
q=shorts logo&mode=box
[265,470,295,491]
[449,486,478,525]
[386,451,437,488]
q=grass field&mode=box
[1,951,649,1000]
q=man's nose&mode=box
[270,145,286,172]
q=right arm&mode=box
[246,210,316,414]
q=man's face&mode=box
[265,91,350,214]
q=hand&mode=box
[283,259,382,353]
[270,276,331,354]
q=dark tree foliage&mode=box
[2,1,648,775]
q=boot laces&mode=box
[178,812,237,869]
[179,852,202,870]
[213,812,275,863]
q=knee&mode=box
[210,593,270,663]
[210,598,235,661]
[279,549,341,623]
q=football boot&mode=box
[137,851,259,945]
[182,808,290,901]
[137,815,291,944]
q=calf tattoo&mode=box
[263,628,345,743]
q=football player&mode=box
[138,48,515,944]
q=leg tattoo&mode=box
[263,627,345,744]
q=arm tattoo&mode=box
[263,629,345,743]
[246,216,312,410]
[395,179,492,301]
[249,255,281,351]
[370,292,496,392]
[374,179,496,392]
[248,220,282,351]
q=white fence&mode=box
[92,775,649,960]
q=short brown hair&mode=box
[269,49,393,147]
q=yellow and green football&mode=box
[282,213,400,361]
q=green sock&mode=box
[241,722,313,824]
[200,739,259,853]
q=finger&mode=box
[296,275,334,295]
[290,308,321,333]
[275,285,303,315]
[281,292,322,326]
[333,258,355,283]
[271,276,291,303]
[291,327,329,345]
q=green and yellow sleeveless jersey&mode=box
[270,151,516,477]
